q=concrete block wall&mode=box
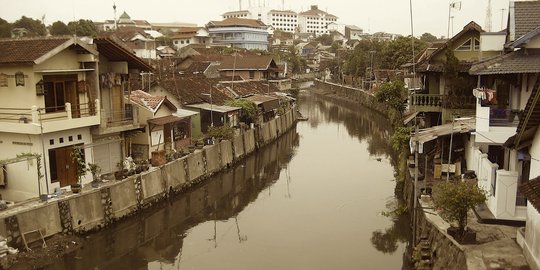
[0,108,297,247]
[187,151,205,181]
[141,168,165,202]
[162,159,187,191]
[109,178,138,219]
[69,191,105,232]
[204,144,221,174]
[232,134,245,160]
[16,203,62,241]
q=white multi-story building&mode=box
[298,5,338,36]
[223,7,298,33]
[268,10,298,33]
[207,18,269,51]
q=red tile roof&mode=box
[219,55,276,70]
[0,36,72,64]
[129,90,167,112]
[208,18,267,28]
[520,176,540,213]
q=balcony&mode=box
[0,100,101,134]
[93,107,140,135]
[410,94,443,112]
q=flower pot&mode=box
[70,184,82,193]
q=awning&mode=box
[175,108,199,118]
[403,112,419,125]
[410,118,476,145]
[148,115,187,126]
[244,95,280,112]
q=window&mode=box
[249,70,255,79]
[43,75,77,113]
[473,38,480,51]
[456,38,473,51]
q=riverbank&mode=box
[314,80,529,270]
[0,109,297,269]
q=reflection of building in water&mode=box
[57,129,299,269]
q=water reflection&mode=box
[46,129,299,270]
[45,90,410,270]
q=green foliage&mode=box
[0,18,12,38]
[67,19,98,37]
[375,79,407,115]
[16,153,43,181]
[156,35,174,47]
[87,163,101,181]
[13,16,46,36]
[271,46,306,74]
[225,99,258,122]
[207,125,235,140]
[49,21,70,36]
[433,181,487,232]
[390,127,412,152]
[71,148,88,184]
[420,32,439,43]
[315,34,333,46]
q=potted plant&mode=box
[114,161,127,180]
[88,163,101,188]
[71,148,87,193]
[433,181,486,243]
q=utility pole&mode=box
[500,8,506,30]
[413,122,419,246]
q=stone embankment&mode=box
[313,80,388,115]
[0,109,297,249]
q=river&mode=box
[46,90,410,270]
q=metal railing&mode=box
[102,109,134,127]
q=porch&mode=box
[410,94,476,113]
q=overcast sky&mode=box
[1,0,510,38]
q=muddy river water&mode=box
[46,90,410,270]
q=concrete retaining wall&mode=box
[204,144,221,174]
[141,169,165,202]
[0,108,297,247]
[314,80,388,115]
[109,178,138,219]
[162,159,187,191]
[69,191,104,232]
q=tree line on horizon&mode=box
[0,16,98,38]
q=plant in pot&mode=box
[432,181,486,243]
[71,148,88,193]
[114,161,128,180]
[88,163,101,188]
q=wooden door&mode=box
[65,81,80,118]
[55,147,78,187]
[111,85,123,122]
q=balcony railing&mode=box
[101,109,135,128]
[411,94,443,107]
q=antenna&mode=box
[485,0,492,32]
[113,2,117,30]
[500,8,506,30]
[239,0,242,10]
[282,0,285,10]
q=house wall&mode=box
[0,66,39,108]
[221,70,266,81]
[523,205,540,270]
[480,33,505,53]
[0,127,93,201]
[524,35,540,49]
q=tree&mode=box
[315,34,333,46]
[67,19,98,37]
[432,181,486,234]
[374,79,407,115]
[13,16,46,36]
[0,18,12,38]
[380,36,427,69]
[420,32,438,43]
[225,99,258,123]
[50,21,70,36]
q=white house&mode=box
[298,5,338,36]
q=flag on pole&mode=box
[450,1,462,10]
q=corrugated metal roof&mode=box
[411,118,476,144]
[185,103,240,113]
